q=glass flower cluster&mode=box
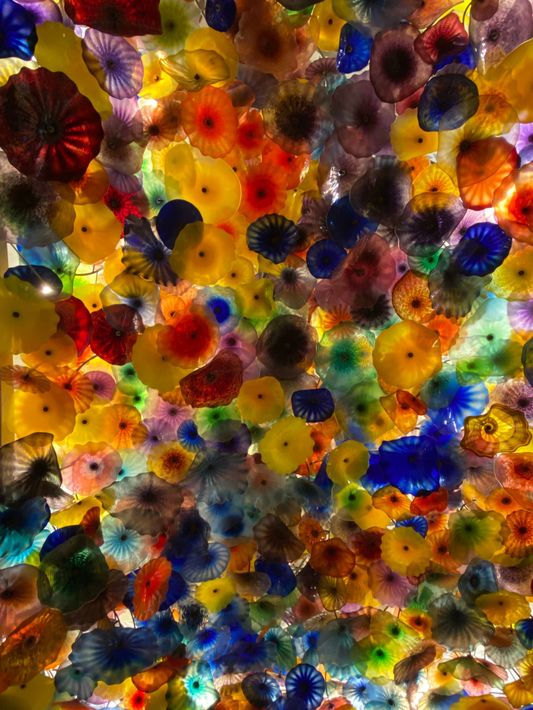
[0,0,531,709]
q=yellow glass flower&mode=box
[449,510,503,563]
[132,325,187,393]
[490,245,533,301]
[335,483,390,529]
[381,526,431,577]
[148,442,194,484]
[180,156,241,224]
[14,384,76,441]
[185,27,239,80]
[218,256,256,289]
[412,164,458,196]
[22,332,77,373]
[391,109,439,161]
[162,142,196,198]
[64,202,122,264]
[234,279,275,320]
[326,440,370,485]
[170,222,235,286]
[258,416,314,475]
[50,496,103,528]
[0,277,58,355]
[65,405,105,446]
[35,22,111,116]
[314,0,344,51]
[140,52,177,99]
[475,591,530,626]
[195,577,235,613]
[161,48,230,91]
[236,376,285,425]
[373,320,442,391]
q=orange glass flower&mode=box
[494,163,533,244]
[181,85,237,158]
[504,510,533,557]
[461,404,532,457]
[392,271,434,323]
[457,137,518,210]
[309,537,355,578]
[133,557,172,621]
[373,320,442,391]
[240,162,286,220]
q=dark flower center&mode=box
[381,47,414,83]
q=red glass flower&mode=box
[0,67,104,182]
[64,0,162,37]
[55,296,92,355]
[90,304,143,365]
[179,350,243,408]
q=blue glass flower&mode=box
[418,74,479,131]
[205,0,236,31]
[337,22,372,73]
[123,216,177,286]
[181,541,230,582]
[242,672,282,707]
[101,515,147,569]
[40,524,81,559]
[291,388,335,422]
[306,239,346,278]
[453,222,512,276]
[458,559,498,605]
[177,419,205,452]
[0,0,37,60]
[247,213,300,264]
[54,664,96,701]
[159,570,189,610]
[155,199,202,249]
[434,43,476,71]
[327,195,377,248]
[362,436,440,495]
[516,617,533,650]
[285,664,325,710]
[0,496,50,559]
[188,625,231,661]
[69,627,158,685]
[142,610,183,656]
[255,558,297,596]
[396,516,428,537]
